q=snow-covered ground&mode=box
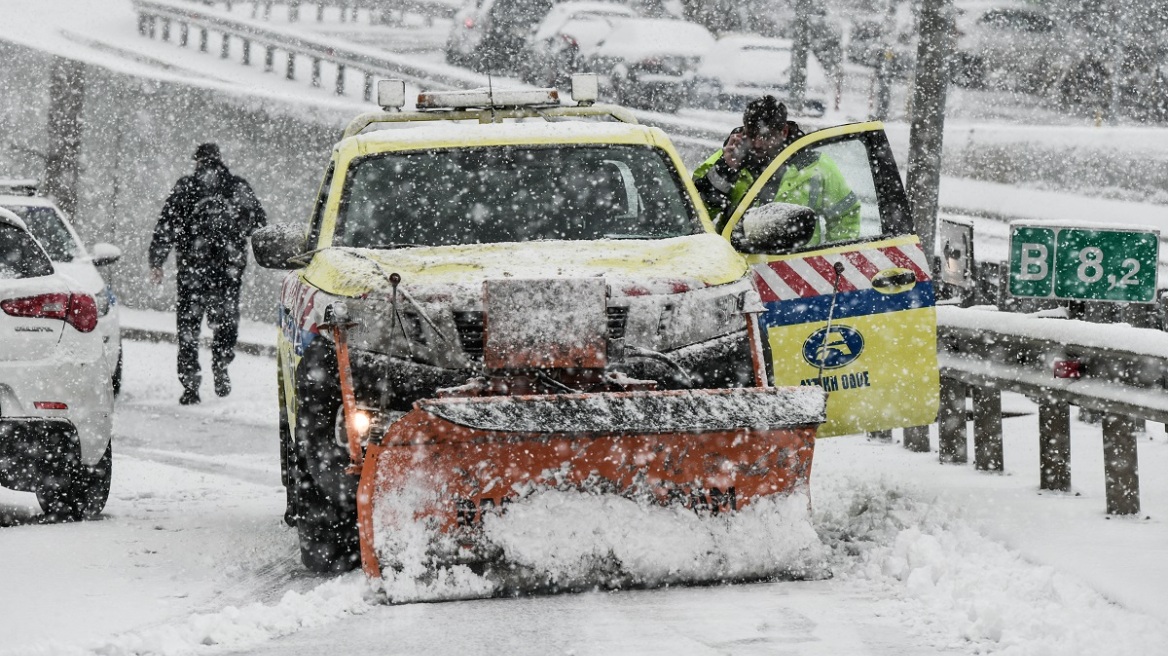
[2,336,1166,655]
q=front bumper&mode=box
[0,418,81,493]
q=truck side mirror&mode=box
[252,224,308,269]
[738,203,816,253]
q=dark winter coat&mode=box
[149,161,267,279]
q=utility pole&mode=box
[870,0,898,120]
[904,0,953,264]
[44,57,85,220]
[789,0,812,113]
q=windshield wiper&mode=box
[602,233,660,240]
[361,242,422,250]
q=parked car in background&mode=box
[445,0,553,73]
[583,17,716,112]
[951,2,1074,93]
[693,34,830,115]
[0,179,123,395]
[521,0,638,86]
[0,207,114,521]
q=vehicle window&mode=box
[306,162,336,250]
[1,205,78,262]
[337,145,702,247]
[0,224,53,279]
[746,134,909,251]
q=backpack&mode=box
[189,170,245,269]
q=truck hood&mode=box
[302,234,748,299]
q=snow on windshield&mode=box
[337,144,701,247]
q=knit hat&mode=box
[743,95,787,137]
[193,143,222,163]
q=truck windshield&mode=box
[336,145,703,248]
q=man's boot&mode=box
[180,388,200,405]
[213,362,231,397]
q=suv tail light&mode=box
[1,292,98,333]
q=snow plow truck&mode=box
[252,77,939,601]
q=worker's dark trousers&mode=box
[175,267,243,394]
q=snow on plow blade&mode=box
[356,386,826,602]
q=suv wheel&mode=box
[36,441,113,521]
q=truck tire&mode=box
[292,342,361,573]
[37,441,112,521]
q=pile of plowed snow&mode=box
[373,487,827,604]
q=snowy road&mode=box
[3,339,1168,655]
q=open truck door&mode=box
[721,121,939,437]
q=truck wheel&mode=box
[36,441,113,521]
[293,343,360,573]
[295,468,360,573]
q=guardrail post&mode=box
[938,377,968,463]
[1039,401,1071,491]
[264,2,272,20]
[264,45,275,72]
[1102,413,1141,515]
[335,63,346,95]
[867,430,893,443]
[904,425,930,452]
[351,3,359,22]
[290,0,301,22]
[972,386,1004,471]
[287,52,296,80]
[138,13,149,36]
[161,18,171,42]
[311,57,321,87]
[221,33,231,59]
[242,39,251,65]
[180,22,189,47]
[317,2,326,22]
[364,71,374,101]
[148,15,157,38]
[339,2,347,22]
[200,27,209,53]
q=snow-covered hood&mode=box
[302,233,747,299]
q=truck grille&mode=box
[606,306,628,340]
[452,307,629,358]
[452,311,484,357]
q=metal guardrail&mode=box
[182,0,459,22]
[933,305,1167,516]
[132,0,480,100]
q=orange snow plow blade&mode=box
[355,386,825,595]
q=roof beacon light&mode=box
[416,87,559,110]
[377,79,407,111]
[571,73,599,105]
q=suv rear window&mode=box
[1,205,78,262]
[0,224,53,279]
[337,145,702,248]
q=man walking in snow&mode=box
[150,143,266,405]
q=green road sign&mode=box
[1009,224,1160,303]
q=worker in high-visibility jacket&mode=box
[693,95,861,246]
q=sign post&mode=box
[1009,224,1160,303]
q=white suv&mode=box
[0,207,114,520]
[0,180,122,394]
